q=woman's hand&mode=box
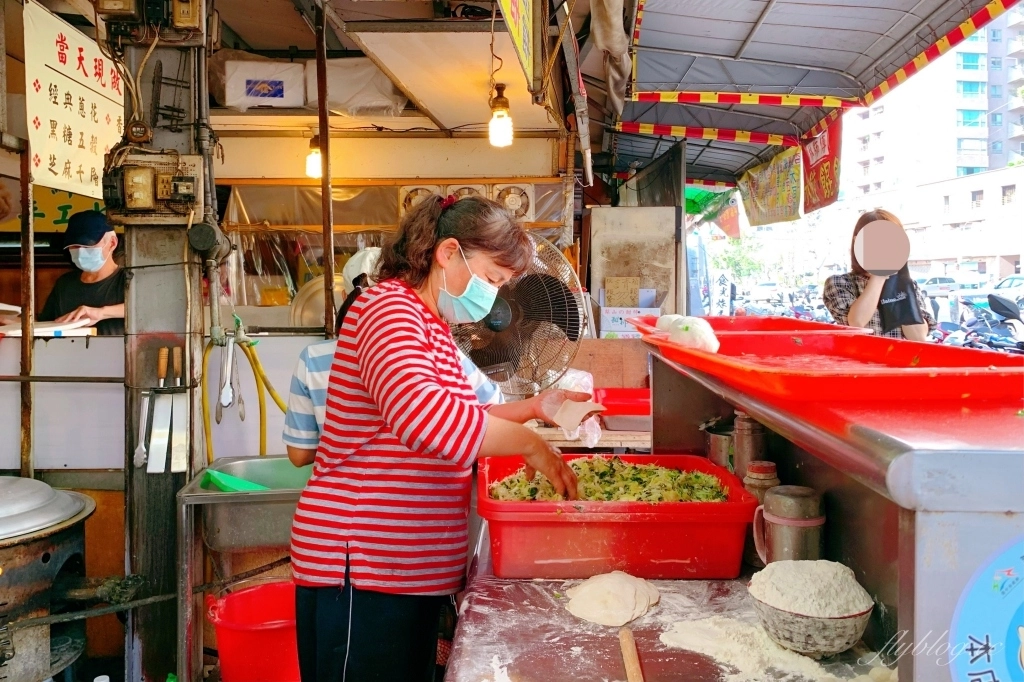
[534,389,593,423]
[522,434,578,500]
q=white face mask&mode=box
[71,245,107,272]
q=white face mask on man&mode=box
[71,245,107,273]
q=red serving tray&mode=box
[628,314,870,336]
[593,388,651,416]
[477,454,757,580]
[643,332,1024,402]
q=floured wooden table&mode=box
[446,527,883,682]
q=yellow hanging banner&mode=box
[0,179,105,233]
[498,0,534,85]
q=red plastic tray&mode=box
[644,332,1024,402]
[628,314,870,336]
[477,454,757,580]
[593,388,651,416]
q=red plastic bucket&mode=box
[207,580,300,682]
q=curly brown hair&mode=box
[376,194,533,288]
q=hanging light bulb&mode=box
[488,84,513,148]
[305,134,322,178]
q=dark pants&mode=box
[295,583,446,682]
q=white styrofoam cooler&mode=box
[224,61,305,110]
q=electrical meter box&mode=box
[104,153,205,225]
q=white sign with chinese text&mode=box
[710,272,734,316]
[24,0,125,199]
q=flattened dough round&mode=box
[565,571,660,626]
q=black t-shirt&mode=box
[39,269,126,335]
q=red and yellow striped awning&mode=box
[862,0,1018,106]
[631,92,863,108]
[617,121,800,147]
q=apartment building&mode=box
[901,165,1023,278]
[841,9,1024,200]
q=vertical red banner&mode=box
[801,116,842,214]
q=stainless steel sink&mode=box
[177,456,311,552]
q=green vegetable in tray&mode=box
[488,456,728,503]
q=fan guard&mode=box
[451,235,586,397]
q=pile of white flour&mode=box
[660,616,838,682]
[747,560,874,617]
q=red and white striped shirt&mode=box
[289,279,488,595]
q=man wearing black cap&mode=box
[39,210,125,335]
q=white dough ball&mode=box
[656,314,684,331]
[868,666,892,682]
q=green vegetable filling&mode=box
[488,456,729,503]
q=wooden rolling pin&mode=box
[619,627,644,682]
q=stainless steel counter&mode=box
[645,346,1024,682]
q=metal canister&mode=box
[704,422,735,471]
[753,485,824,564]
[732,410,766,479]
[742,461,781,567]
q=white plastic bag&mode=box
[553,370,602,446]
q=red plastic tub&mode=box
[628,314,870,336]
[594,388,651,431]
[644,332,1024,402]
[207,580,300,682]
[477,454,757,580]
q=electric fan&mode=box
[450,235,587,397]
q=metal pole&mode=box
[316,1,336,339]
[19,144,34,479]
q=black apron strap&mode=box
[335,285,363,335]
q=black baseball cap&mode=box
[64,210,113,248]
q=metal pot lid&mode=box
[0,477,86,541]
[289,275,346,328]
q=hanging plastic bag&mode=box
[551,370,602,446]
[878,265,925,334]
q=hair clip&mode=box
[440,194,458,210]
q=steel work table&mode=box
[645,347,1024,682]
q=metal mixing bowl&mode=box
[750,593,873,659]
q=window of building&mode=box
[991,58,1002,70]
[873,132,883,141]
[957,81,987,96]
[858,135,870,151]
[992,141,1004,153]
[1003,185,1017,204]
[1008,58,1019,68]
[957,138,986,151]
[859,160,870,176]
[943,195,950,213]
[871,105,884,116]
[957,110,987,127]
[957,167,986,176]
[971,190,984,208]
[966,33,983,42]
[957,53,985,70]
[859,185,870,195]
[991,113,1003,127]
[991,29,1002,42]
[857,110,870,120]
[873,182,882,191]
[873,156,884,167]
[992,85,1003,98]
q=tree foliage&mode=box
[711,238,764,281]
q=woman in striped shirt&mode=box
[288,194,581,682]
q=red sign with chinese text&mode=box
[801,116,842,214]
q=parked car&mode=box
[921,276,958,298]
[955,275,987,291]
[750,282,781,301]
[960,275,1024,309]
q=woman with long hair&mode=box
[823,209,935,340]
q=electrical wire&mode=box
[488,2,503,100]
[134,30,161,123]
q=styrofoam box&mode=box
[224,61,305,109]
[304,58,406,116]
[597,292,667,333]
